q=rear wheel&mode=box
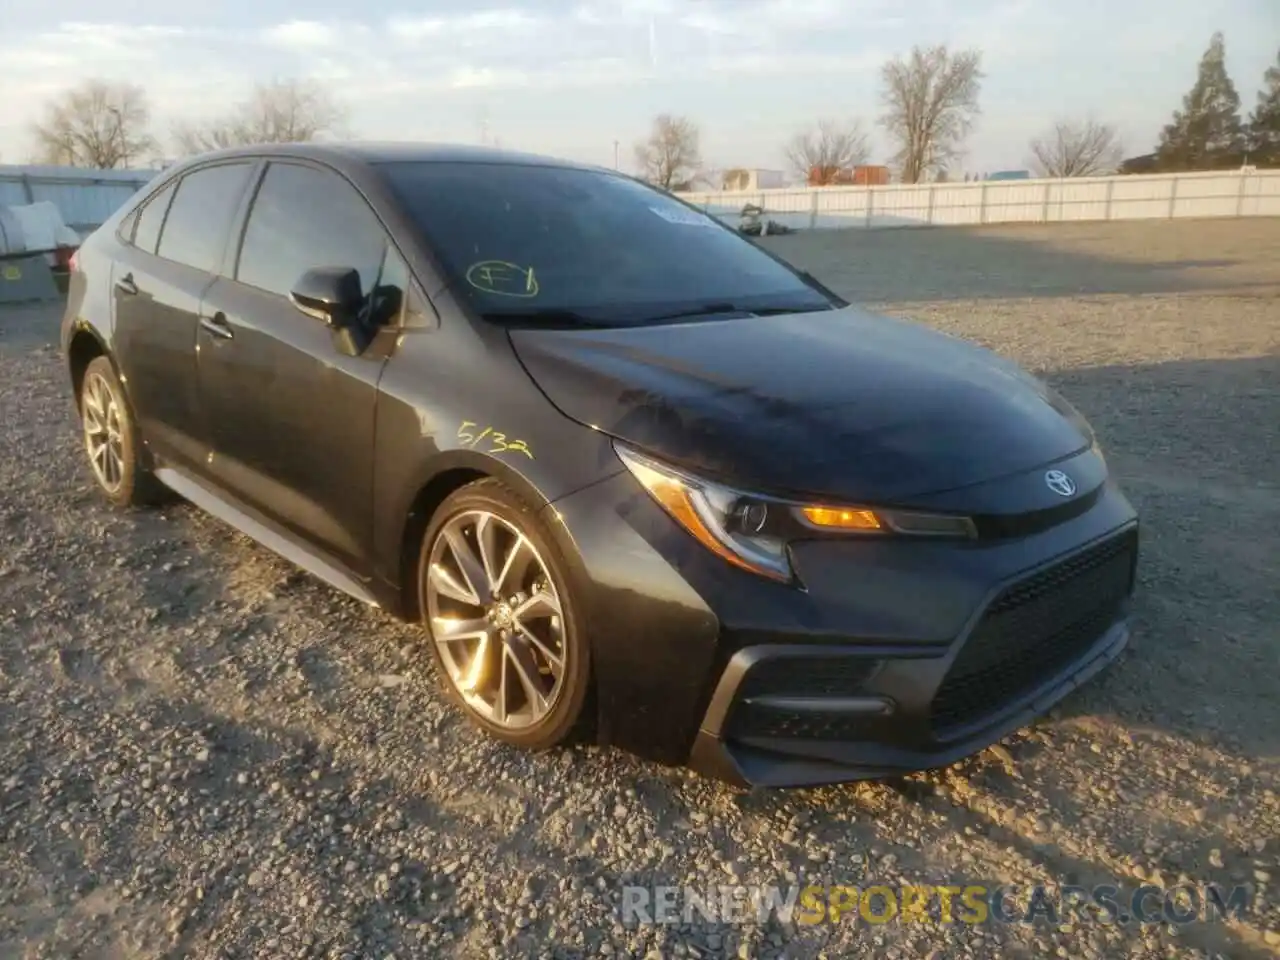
[79,356,165,507]
[418,480,591,749]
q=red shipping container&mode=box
[852,165,890,185]
[808,165,890,186]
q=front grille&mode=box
[727,656,881,741]
[930,529,1137,737]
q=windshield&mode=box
[378,161,837,327]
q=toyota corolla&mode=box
[61,143,1139,788]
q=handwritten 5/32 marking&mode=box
[458,421,535,459]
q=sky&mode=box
[1,0,1277,178]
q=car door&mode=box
[195,160,402,570]
[111,162,256,471]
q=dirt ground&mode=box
[1,217,1278,959]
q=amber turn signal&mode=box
[800,506,884,531]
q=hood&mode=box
[509,306,1090,504]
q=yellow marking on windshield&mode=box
[466,261,539,298]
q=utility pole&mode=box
[613,140,620,169]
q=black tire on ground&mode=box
[417,478,593,751]
[78,356,167,508]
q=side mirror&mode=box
[289,267,364,329]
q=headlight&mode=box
[615,444,793,580]
[614,444,976,583]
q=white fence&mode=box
[677,169,1280,231]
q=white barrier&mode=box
[0,165,153,237]
[677,169,1280,231]
[0,201,82,257]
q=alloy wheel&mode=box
[424,509,568,729]
[82,372,125,493]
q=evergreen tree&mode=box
[1154,32,1245,171]
[1247,49,1280,166]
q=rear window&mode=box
[378,161,831,326]
[131,180,176,255]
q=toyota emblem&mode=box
[1045,469,1076,497]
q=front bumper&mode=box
[691,623,1129,788]
[689,520,1138,788]
[543,456,1139,787]
[687,535,1134,787]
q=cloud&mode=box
[2,23,186,74]
[0,3,937,161]
[260,20,344,50]
[675,0,896,35]
[386,8,540,42]
[445,66,531,89]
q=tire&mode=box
[417,478,592,750]
[78,356,166,508]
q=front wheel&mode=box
[418,479,591,750]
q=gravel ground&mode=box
[2,217,1279,959]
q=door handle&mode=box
[115,274,138,296]
[199,313,234,340]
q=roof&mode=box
[178,141,607,173]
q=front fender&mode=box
[371,439,623,607]
[370,330,624,599]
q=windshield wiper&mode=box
[481,308,607,328]
[488,300,838,329]
[639,301,836,324]
[799,270,848,305]
[639,302,746,323]
[750,303,837,316]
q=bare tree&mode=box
[634,114,702,191]
[1029,118,1124,177]
[879,45,983,184]
[173,79,346,155]
[29,80,156,168]
[783,119,871,185]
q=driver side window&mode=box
[236,162,387,306]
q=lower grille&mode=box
[930,529,1137,737]
[738,656,880,700]
[727,656,881,741]
[729,704,878,742]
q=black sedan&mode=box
[61,143,1139,788]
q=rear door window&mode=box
[118,208,139,244]
[157,162,254,272]
[131,181,177,255]
[236,162,387,301]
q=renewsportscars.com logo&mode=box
[619,882,1253,928]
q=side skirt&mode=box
[154,466,382,609]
